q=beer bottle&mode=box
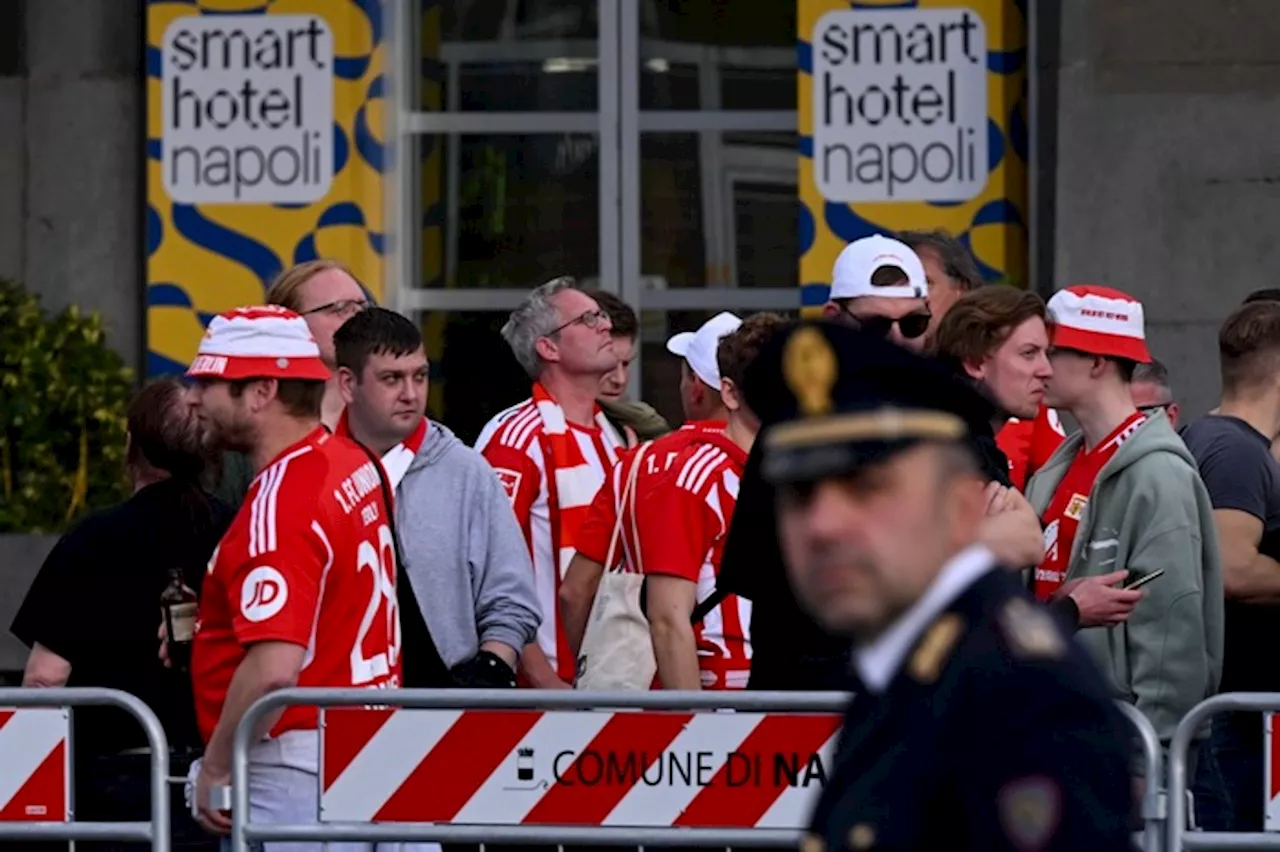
[161,567,198,672]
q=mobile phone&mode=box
[1123,569,1165,590]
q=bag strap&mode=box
[626,446,647,575]
[355,440,404,568]
[604,443,649,574]
[690,588,727,626]
[353,439,453,686]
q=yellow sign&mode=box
[798,0,1028,309]
[145,0,401,375]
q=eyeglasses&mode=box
[301,298,370,317]
[547,309,608,337]
[844,308,932,340]
[1139,402,1173,416]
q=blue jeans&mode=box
[1193,714,1263,832]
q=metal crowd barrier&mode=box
[0,687,171,851]
[1118,701,1167,852]
[231,688,850,852]
[230,688,1171,852]
[1168,692,1280,851]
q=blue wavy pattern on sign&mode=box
[146,0,393,375]
[799,0,1030,295]
[172,203,284,287]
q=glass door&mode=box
[384,0,800,432]
[622,0,799,417]
[384,0,619,442]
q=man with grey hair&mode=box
[1131,358,1180,429]
[898,228,985,342]
[475,277,625,689]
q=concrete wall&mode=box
[1052,0,1280,419]
[0,0,143,371]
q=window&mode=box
[386,0,799,422]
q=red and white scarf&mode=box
[532,382,621,580]
[334,411,429,489]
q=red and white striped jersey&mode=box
[476,392,622,682]
[638,431,752,690]
[192,428,401,742]
[576,420,728,571]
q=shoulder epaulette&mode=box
[907,613,965,683]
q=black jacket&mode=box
[807,569,1134,851]
[716,438,852,690]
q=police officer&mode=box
[758,321,1134,851]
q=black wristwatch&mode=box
[450,650,518,688]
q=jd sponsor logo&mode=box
[241,566,289,622]
[161,14,334,204]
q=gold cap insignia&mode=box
[847,823,876,850]
[1000,598,1065,659]
[997,775,1062,848]
[907,613,964,683]
[783,326,838,416]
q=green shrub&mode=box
[0,279,133,533]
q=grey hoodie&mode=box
[396,421,542,668]
[1025,411,1224,744]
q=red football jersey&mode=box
[576,420,728,568]
[1034,412,1146,600]
[191,428,401,742]
[637,431,752,690]
[997,406,1067,490]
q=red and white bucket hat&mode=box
[186,305,332,381]
[1046,285,1152,363]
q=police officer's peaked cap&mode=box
[753,320,996,484]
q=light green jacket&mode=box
[1025,411,1224,743]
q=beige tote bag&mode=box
[574,443,656,691]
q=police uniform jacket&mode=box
[806,548,1135,852]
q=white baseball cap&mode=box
[666,311,743,388]
[830,235,927,301]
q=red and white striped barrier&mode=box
[321,708,841,827]
[0,708,70,822]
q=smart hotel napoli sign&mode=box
[813,7,988,203]
[162,15,335,204]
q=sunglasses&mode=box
[846,310,932,340]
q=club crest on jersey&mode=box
[1065,493,1088,521]
[495,468,522,505]
[240,566,288,622]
